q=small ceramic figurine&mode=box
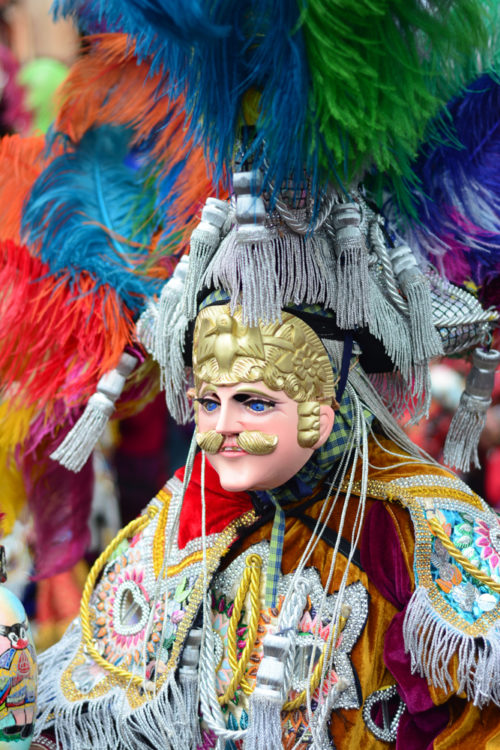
[0,547,37,749]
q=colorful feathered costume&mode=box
[1,1,500,748]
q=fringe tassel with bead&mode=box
[331,202,370,329]
[443,348,500,471]
[50,353,138,472]
[183,198,230,321]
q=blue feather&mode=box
[385,74,500,285]
[53,0,316,203]
[22,125,163,314]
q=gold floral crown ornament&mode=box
[192,304,337,448]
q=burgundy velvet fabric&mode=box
[175,453,253,549]
[361,502,450,749]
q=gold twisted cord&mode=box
[428,517,500,595]
[283,613,347,711]
[152,499,170,579]
[219,553,263,705]
[80,505,158,688]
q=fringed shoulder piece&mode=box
[364,461,500,708]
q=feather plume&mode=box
[301,0,498,183]
[54,0,498,203]
[385,74,500,297]
[0,459,26,538]
[0,240,134,412]
[22,125,163,313]
[0,135,60,244]
[56,34,224,254]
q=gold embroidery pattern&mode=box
[61,491,257,708]
[344,473,500,637]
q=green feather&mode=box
[300,0,499,187]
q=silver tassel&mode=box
[443,348,500,471]
[183,198,229,320]
[149,255,193,423]
[245,633,291,750]
[330,202,370,329]
[154,255,189,371]
[206,171,335,325]
[389,244,443,362]
[50,352,138,472]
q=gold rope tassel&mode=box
[219,553,263,705]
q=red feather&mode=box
[0,240,134,412]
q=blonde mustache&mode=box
[196,430,278,455]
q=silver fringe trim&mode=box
[367,274,412,381]
[35,621,203,750]
[154,255,189,371]
[183,198,230,321]
[245,693,283,750]
[402,271,443,362]
[163,303,192,424]
[403,586,500,708]
[331,203,370,329]
[50,353,138,472]
[151,256,192,424]
[205,227,335,326]
[443,392,489,472]
[50,396,111,472]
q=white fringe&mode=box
[244,693,283,750]
[161,302,193,424]
[35,620,203,750]
[403,586,500,708]
[183,227,221,321]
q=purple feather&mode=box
[388,74,500,292]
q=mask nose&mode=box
[215,398,240,435]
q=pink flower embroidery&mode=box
[298,611,331,641]
[171,610,185,624]
[475,520,500,572]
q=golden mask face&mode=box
[192,305,337,448]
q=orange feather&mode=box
[0,135,63,245]
[56,34,226,253]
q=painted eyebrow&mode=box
[232,392,277,403]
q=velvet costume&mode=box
[34,434,500,748]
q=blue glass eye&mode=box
[247,399,274,413]
[204,400,218,412]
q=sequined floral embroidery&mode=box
[475,519,500,572]
[428,509,500,623]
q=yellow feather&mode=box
[0,459,26,537]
